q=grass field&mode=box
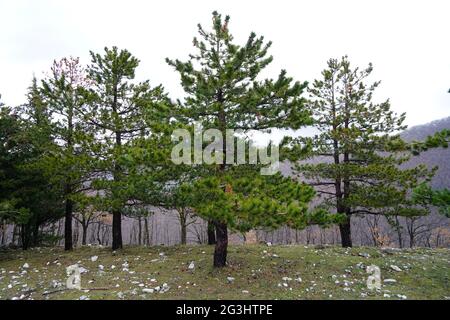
[0,244,449,300]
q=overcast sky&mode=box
[1,0,449,131]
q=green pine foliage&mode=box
[0,12,447,270]
[39,57,95,250]
[0,84,65,249]
[167,11,334,267]
[409,124,450,218]
[80,47,173,250]
[283,56,435,247]
[409,129,450,155]
[413,183,450,218]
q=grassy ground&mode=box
[0,244,449,300]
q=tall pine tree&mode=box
[40,57,94,250]
[284,56,434,247]
[167,11,332,267]
[5,79,65,249]
[81,47,171,250]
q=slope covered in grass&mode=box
[0,245,448,300]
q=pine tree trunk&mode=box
[21,224,30,250]
[339,214,352,247]
[180,211,187,245]
[64,194,73,250]
[111,82,123,250]
[137,216,142,246]
[207,221,216,245]
[96,223,102,245]
[33,223,40,246]
[81,223,88,246]
[397,231,403,248]
[181,224,187,245]
[213,221,228,268]
[65,99,74,250]
[395,216,403,248]
[340,95,352,248]
[112,210,122,250]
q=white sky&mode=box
[1,0,449,132]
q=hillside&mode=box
[401,117,450,189]
[0,245,449,300]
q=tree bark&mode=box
[112,210,122,250]
[111,80,123,250]
[180,210,187,245]
[21,223,30,250]
[65,96,74,251]
[340,80,353,248]
[409,233,414,248]
[339,213,352,247]
[213,221,228,268]
[81,223,88,246]
[181,223,187,245]
[64,192,73,250]
[96,223,102,245]
[395,216,403,248]
[207,221,216,245]
[32,221,40,246]
[406,218,415,248]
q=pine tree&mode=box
[409,122,450,218]
[284,56,434,247]
[167,11,329,267]
[40,57,94,250]
[1,80,65,249]
[413,184,450,218]
[81,47,171,250]
[0,98,30,227]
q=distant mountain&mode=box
[402,116,450,142]
[279,116,450,189]
[401,117,450,189]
